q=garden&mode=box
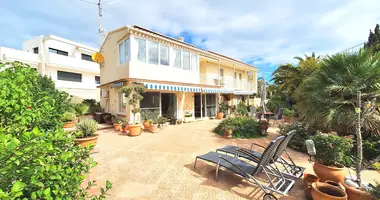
[264,25,380,200]
[0,61,111,199]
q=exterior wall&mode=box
[100,30,130,84]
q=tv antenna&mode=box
[79,0,117,48]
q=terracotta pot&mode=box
[142,120,150,130]
[113,123,122,131]
[122,126,128,133]
[311,182,347,200]
[283,116,292,123]
[342,181,374,200]
[74,134,99,147]
[304,173,319,200]
[313,162,346,183]
[223,130,233,138]
[63,120,77,128]
[150,123,158,133]
[177,120,182,124]
[217,112,224,119]
[326,180,345,192]
[128,124,141,136]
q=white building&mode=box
[0,35,100,100]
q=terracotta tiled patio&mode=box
[89,120,379,200]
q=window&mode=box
[118,92,125,113]
[81,53,93,62]
[118,39,129,65]
[220,69,224,77]
[136,38,146,62]
[234,72,237,79]
[33,47,38,54]
[206,94,217,117]
[57,71,82,82]
[183,51,190,70]
[95,76,100,84]
[239,73,242,80]
[49,48,68,56]
[140,92,160,114]
[173,49,181,68]
[148,41,158,64]
[191,54,197,71]
[160,45,169,65]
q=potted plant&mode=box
[311,133,353,183]
[222,124,235,139]
[121,120,128,133]
[283,108,295,123]
[120,83,145,136]
[150,117,159,133]
[217,102,228,119]
[103,113,113,125]
[73,103,89,122]
[177,119,183,124]
[112,118,122,131]
[74,119,99,147]
[184,111,193,123]
[259,118,269,135]
[61,112,78,128]
[140,110,153,131]
[157,116,168,131]
[303,173,319,200]
[342,95,378,200]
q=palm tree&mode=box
[271,63,301,95]
[295,48,380,136]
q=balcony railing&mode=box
[200,73,256,92]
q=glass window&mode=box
[49,48,68,56]
[118,92,125,113]
[57,71,82,82]
[234,72,237,79]
[148,41,158,64]
[119,41,125,64]
[140,92,160,114]
[136,38,146,62]
[160,45,169,66]
[220,69,224,77]
[239,73,242,80]
[33,47,38,54]
[173,49,181,68]
[183,51,190,70]
[95,76,100,84]
[124,39,130,62]
[81,53,93,62]
[206,94,216,117]
[191,54,197,71]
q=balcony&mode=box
[47,53,99,73]
[199,73,257,92]
[0,47,40,65]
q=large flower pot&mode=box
[74,134,99,147]
[313,162,346,183]
[342,181,374,200]
[113,123,122,131]
[122,126,128,133]
[142,120,150,130]
[223,130,233,139]
[304,173,319,200]
[217,112,224,119]
[128,124,141,136]
[63,120,77,128]
[311,182,347,200]
[150,124,158,133]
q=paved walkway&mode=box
[90,120,379,200]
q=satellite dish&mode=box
[92,52,104,63]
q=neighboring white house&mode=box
[0,35,100,100]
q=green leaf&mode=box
[31,192,37,199]
[11,181,25,193]
[106,180,112,190]
[43,187,51,196]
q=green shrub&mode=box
[219,102,228,113]
[371,162,380,171]
[214,117,261,138]
[311,133,353,167]
[283,108,295,117]
[76,119,98,138]
[236,102,248,116]
[0,62,71,134]
[73,103,89,116]
[61,112,77,122]
[363,136,380,161]
[0,127,111,199]
[279,123,317,153]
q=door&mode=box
[161,93,177,118]
[194,93,201,118]
[202,94,206,117]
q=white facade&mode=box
[0,35,100,100]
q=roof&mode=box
[102,25,257,70]
[44,35,98,52]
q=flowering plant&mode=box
[311,133,353,167]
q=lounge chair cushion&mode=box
[196,152,257,178]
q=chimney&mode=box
[177,37,184,42]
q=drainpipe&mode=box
[39,36,47,76]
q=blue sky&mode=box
[1,0,379,81]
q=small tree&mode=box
[120,83,145,124]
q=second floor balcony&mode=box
[200,73,257,92]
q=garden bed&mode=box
[214,117,263,138]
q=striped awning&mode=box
[142,82,202,92]
[234,90,255,95]
[202,88,219,93]
[219,89,234,94]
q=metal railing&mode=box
[199,73,256,91]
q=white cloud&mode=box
[1,0,380,72]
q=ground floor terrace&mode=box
[100,81,256,122]
[89,120,380,200]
